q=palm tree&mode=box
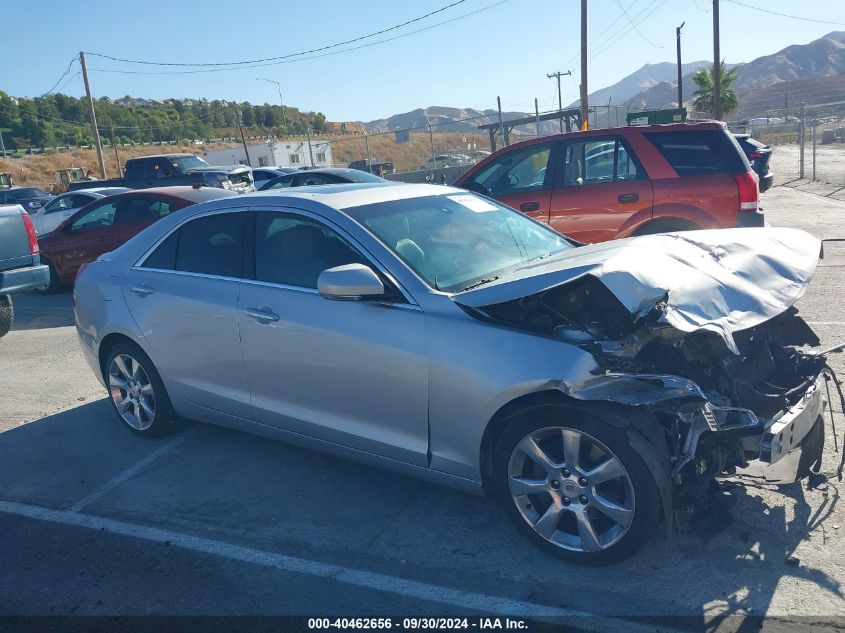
[692,61,739,117]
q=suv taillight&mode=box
[734,172,759,212]
[21,213,39,255]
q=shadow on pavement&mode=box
[0,399,842,622]
[9,290,74,331]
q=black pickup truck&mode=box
[68,154,254,193]
[0,204,49,337]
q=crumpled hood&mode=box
[455,228,821,353]
[190,165,251,175]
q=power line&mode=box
[613,0,663,48]
[40,57,77,97]
[87,0,513,76]
[87,1,468,67]
[724,0,845,25]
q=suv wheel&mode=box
[105,343,178,437]
[0,295,12,338]
[493,408,660,565]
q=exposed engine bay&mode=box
[466,273,840,512]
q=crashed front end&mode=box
[459,228,832,511]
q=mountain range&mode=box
[360,31,845,133]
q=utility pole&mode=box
[110,127,122,177]
[676,22,685,108]
[580,0,589,129]
[712,0,722,120]
[497,96,506,149]
[236,106,252,167]
[426,117,436,165]
[546,71,571,133]
[799,101,805,179]
[79,52,106,178]
[0,131,6,157]
[364,133,371,172]
[535,98,540,136]
[305,125,315,167]
[256,78,289,136]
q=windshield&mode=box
[170,155,210,172]
[14,188,50,198]
[342,170,386,183]
[345,193,573,292]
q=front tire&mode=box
[35,258,63,294]
[105,342,178,437]
[492,407,660,565]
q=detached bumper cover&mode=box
[0,264,49,294]
[738,376,827,484]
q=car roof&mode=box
[281,167,368,177]
[246,182,459,209]
[127,153,195,160]
[114,185,239,202]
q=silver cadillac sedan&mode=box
[74,182,830,564]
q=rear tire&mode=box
[35,258,63,295]
[492,407,660,565]
[104,342,179,437]
[0,295,12,338]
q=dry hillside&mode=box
[0,131,493,190]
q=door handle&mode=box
[242,307,280,322]
[129,284,154,297]
[617,193,640,204]
[520,202,540,212]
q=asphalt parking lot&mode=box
[2,185,845,627]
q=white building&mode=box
[202,140,333,169]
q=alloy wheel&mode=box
[108,353,156,431]
[507,426,635,552]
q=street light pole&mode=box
[256,78,289,136]
[676,21,685,109]
[712,0,722,120]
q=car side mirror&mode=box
[318,264,385,300]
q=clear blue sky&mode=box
[6,0,844,121]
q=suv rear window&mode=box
[645,130,746,175]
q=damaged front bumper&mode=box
[738,375,827,484]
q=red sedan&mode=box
[38,186,237,293]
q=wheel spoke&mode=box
[130,357,139,379]
[518,436,557,473]
[139,398,155,419]
[110,375,128,389]
[132,401,142,424]
[139,383,154,395]
[509,476,548,496]
[592,494,633,527]
[115,396,132,413]
[533,501,563,539]
[584,456,625,485]
[561,429,581,471]
[113,356,131,380]
[576,510,601,551]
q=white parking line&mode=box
[0,498,678,631]
[68,427,198,512]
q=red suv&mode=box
[454,122,761,243]
[38,186,238,293]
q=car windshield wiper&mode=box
[461,276,500,292]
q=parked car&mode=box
[0,187,55,214]
[0,204,48,337]
[454,122,762,243]
[348,159,395,176]
[31,187,131,236]
[38,186,238,293]
[67,154,254,193]
[75,182,827,564]
[734,133,774,193]
[420,154,469,170]
[251,167,299,189]
[258,167,388,190]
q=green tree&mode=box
[692,61,739,117]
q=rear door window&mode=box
[141,213,245,276]
[645,130,746,175]
[114,197,173,224]
[560,138,644,186]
